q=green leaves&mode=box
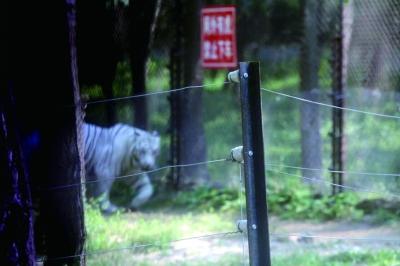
[173,187,241,213]
[268,187,363,220]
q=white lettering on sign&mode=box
[201,6,237,68]
[203,15,232,35]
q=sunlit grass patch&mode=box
[85,204,235,253]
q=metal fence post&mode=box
[239,61,271,266]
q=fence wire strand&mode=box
[85,81,232,105]
[43,231,240,262]
[261,88,400,120]
[265,162,400,178]
[46,158,228,191]
[266,168,400,199]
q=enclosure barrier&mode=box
[231,62,271,266]
[41,61,400,265]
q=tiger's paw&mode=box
[100,201,119,216]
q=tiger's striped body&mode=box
[83,123,160,214]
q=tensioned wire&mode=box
[45,158,228,190]
[266,168,400,199]
[265,162,400,178]
[261,88,400,120]
[85,81,232,105]
[43,230,240,262]
[41,225,400,262]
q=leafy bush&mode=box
[172,187,241,213]
[168,183,363,221]
[268,184,363,220]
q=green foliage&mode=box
[113,61,132,96]
[160,180,364,221]
[172,187,241,213]
[267,179,363,220]
[203,70,228,91]
[146,55,169,92]
[264,73,300,91]
[371,209,400,225]
[262,58,300,91]
[81,84,103,98]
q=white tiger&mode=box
[83,122,160,214]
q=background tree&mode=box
[300,0,323,194]
[77,0,161,129]
[169,0,210,189]
[128,0,162,130]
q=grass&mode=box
[87,252,243,266]
[88,250,400,265]
[85,207,400,266]
[83,55,400,265]
[85,204,235,252]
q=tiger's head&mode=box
[129,129,161,171]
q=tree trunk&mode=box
[128,0,161,130]
[169,0,184,189]
[177,0,210,188]
[342,0,353,87]
[41,1,86,264]
[0,86,36,266]
[8,1,86,264]
[300,0,324,194]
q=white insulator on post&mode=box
[237,219,247,233]
[230,146,244,163]
[227,70,240,83]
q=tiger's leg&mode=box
[95,169,118,215]
[129,173,153,210]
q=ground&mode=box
[86,212,400,265]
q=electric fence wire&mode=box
[46,158,228,191]
[261,88,400,120]
[265,162,400,178]
[266,168,400,199]
[84,81,232,105]
[43,230,240,262]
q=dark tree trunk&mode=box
[8,1,86,264]
[169,0,184,189]
[41,1,86,264]
[0,86,36,266]
[177,0,210,188]
[128,0,161,130]
[300,0,324,194]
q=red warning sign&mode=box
[201,6,237,69]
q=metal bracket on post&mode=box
[239,62,271,266]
